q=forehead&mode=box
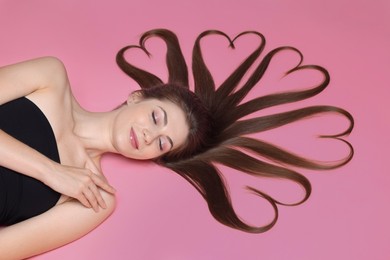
[142,98,183,116]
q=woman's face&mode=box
[112,93,189,160]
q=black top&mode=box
[0,97,61,226]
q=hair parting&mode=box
[116,29,354,233]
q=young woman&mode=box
[0,29,354,259]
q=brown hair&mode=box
[116,29,354,233]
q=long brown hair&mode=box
[116,29,354,233]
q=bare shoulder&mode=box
[38,56,69,85]
[0,56,72,105]
[28,56,71,94]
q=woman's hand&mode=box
[0,130,115,212]
[44,163,116,212]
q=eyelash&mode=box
[152,111,157,124]
[152,111,163,151]
[152,110,169,152]
[158,138,163,151]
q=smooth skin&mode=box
[0,57,189,259]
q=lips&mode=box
[130,127,139,149]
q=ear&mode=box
[127,91,144,105]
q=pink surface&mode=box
[1,0,389,259]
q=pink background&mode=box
[1,0,389,259]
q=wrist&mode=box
[39,160,58,185]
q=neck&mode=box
[72,106,122,159]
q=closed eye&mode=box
[158,136,173,151]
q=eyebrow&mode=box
[158,106,174,149]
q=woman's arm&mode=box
[0,57,69,181]
[0,189,116,259]
[0,56,68,106]
[0,57,115,210]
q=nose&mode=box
[142,128,156,145]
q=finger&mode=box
[77,195,92,209]
[89,183,107,209]
[83,188,99,212]
[91,175,116,194]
